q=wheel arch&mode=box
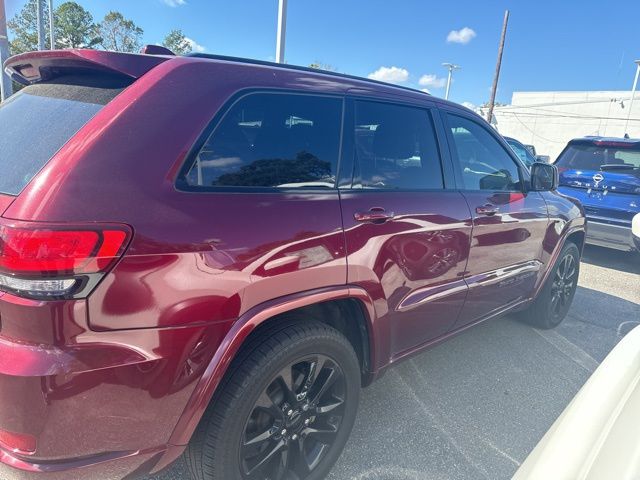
[168,285,378,446]
[566,229,586,253]
[534,224,586,298]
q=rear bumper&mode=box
[585,219,636,251]
[0,445,183,480]
[0,292,226,480]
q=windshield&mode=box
[0,76,129,196]
[556,143,640,171]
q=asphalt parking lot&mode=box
[153,245,640,480]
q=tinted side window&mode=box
[447,114,521,191]
[353,101,444,190]
[184,93,343,188]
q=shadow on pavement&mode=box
[581,245,640,275]
[557,285,640,361]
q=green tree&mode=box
[7,0,50,55]
[97,11,143,53]
[162,29,192,55]
[55,2,101,49]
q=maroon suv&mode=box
[0,49,585,480]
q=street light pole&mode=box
[442,63,460,100]
[623,60,640,138]
[36,0,45,50]
[0,0,12,101]
[275,0,287,64]
[48,0,55,50]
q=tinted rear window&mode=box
[556,143,640,170]
[0,75,129,195]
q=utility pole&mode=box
[48,0,55,49]
[275,0,287,63]
[442,63,460,100]
[0,0,12,101]
[623,60,640,137]
[486,10,509,124]
[37,0,45,50]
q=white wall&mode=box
[488,91,640,161]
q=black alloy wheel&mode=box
[549,252,578,320]
[240,355,347,479]
[185,321,360,480]
[519,241,580,329]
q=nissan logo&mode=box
[592,173,604,184]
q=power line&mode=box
[510,104,628,118]
[508,113,572,144]
[494,96,637,110]
[495,109,640,122]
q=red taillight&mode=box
[0,227,127,275]
[0,220,130,298]
[0,428,37,455]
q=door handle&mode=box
[354,207,395,223]
[476,204,499,216]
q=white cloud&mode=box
[185,37,205,53]
[419,74,447,89]
[462,102,477,110]
[421,88,431,94]
[367,66,409,84]
[163,0,187,6]
[447,27,476,44]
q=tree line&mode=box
[8,0,195,56]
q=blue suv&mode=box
[556,137,640,252]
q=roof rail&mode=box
[187,53,429,96]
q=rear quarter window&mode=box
[180,92,344,190]
[0,75,129,196]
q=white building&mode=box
[489,91,640,160]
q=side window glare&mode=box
[447,114,521,191]
[184,93,343,189]
[353,101,444,190]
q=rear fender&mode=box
[168,285,378,446]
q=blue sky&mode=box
[5,0,640,106]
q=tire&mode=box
[185,320,361,480]
[520,241,580,329]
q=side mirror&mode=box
[530,162,558,191]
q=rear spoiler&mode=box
[569,138,640,149]
[600,164,639,171]
[3,49,170,86]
